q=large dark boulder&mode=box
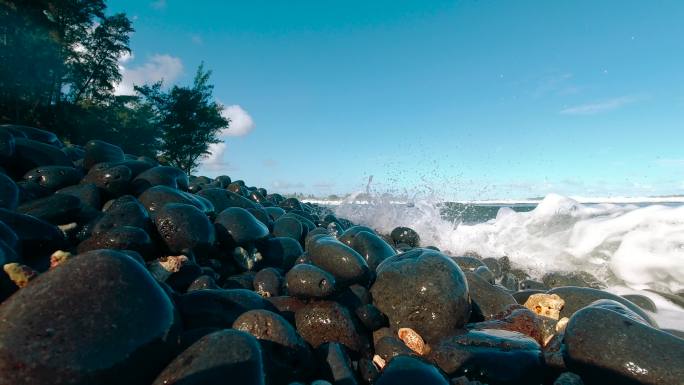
[0,250,179,385]
[371,249,471,343]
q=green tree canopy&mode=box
[136,64,230,173]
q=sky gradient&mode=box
[109,0,684,200]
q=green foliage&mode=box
[136,64,230,173]
[0,1,228,171]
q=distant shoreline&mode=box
[303,195,684,206]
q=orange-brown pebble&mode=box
[3,263,38,288]
[398,327,430,355]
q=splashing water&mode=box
[334,193,684,330]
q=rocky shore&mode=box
[0,123,682,385]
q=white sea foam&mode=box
[334,193,684,330]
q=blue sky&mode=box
[110,0,684,199]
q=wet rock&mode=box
[512,289,545,305]
[234,309,313,383]
[474,265,495,284]
[132,166,189,194]
[429,329,543,385]
[467,305,544,345]
[118,159,154,178]
[0,250,179,385]
[0,173,19,210]
[622,294,657,312]
[390,226,420,247]
[266,296,308,323]
[17,180,52,202]
[286,263,337,299]
[223,272,256,290]
[280,197,303,212]
[337,284,371,310]
[154,203,215,257]
[215,207,270,247]
[358,357,380,384]
[355,303,388,331]
[0,130,15,161]
[338,225,376,246]
[93,195,150,235]
[295,300,367,353]
[547,286,657,326]
[256,237,304,270]
[197,188,259,212]
[646,288,684,309]
[350,231,396,271]
[265,206,286,221]
[520,279,548,290]
[152,330,265,385]
[178,288,276,329]
[553,372,584,385]
[563,304,684,385]
[17,193,82,225]
[523,293,565,320]
[317,342,358,385]
[175,327,219,353]
[253,267,283,297]
[465,271,517,320]
[165,262,203,292]
[376,355,449,385]
[23,166,81,191]
[371,249,471,343]
[76,226,153,257]
[81,162,132,198]
[57,183,101,210]
[0,209,66,265]
[248,207,272,228]
[187,274,220,291]
[482,257,502,279]
[10,138,72,176]
[273,215,304,241]
[542,271,604,289]
[0,124,62,147]
[500,272,519,291]
[0,220,18,251]
[308,238,370,286]
[139,185,209,214]
[452,256,485,271]
[83,139,125,169]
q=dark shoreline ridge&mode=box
[0,123,682,385]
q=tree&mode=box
[136,64,230,173]
[68,13,133,104]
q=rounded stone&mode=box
[337,225,376,246]
[253,267,284,297]
[371,249,471,343]
[0,208,66,265]
[76,226,153,257]
[547,286,657,326]
[542,271,604,289]
[0,250,179,385]
[233,309,313,381]
[132,166,189,194]
[563,304,684,385]
[57,183,101,210]
[390,226,420,247]
[273,215,304,241]
[294,301,367,353]
[154,203,215,257]
[286,263,337,299]
[622,294,657,312]
[255,237,304,270]
[17,193,82,225]
[465,271,518,320]
[93,195,151,235]
[178,288,277,329]
[197,188,259,212]
[215,207,270,246]
[152,330,265,385]
[307,238,370,286]
[83,140,125,169]
[81,162,132,198]
[428,329,543,385]
[350,231,396,271]
[138,185,208,214]
[0,173,19,210]
[376,356,450,385]
[23,166,81,191]
[10,138,72,176]
[187,274,220,291]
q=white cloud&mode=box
[560,95,641,115]
[201,105,255,169]
[221,105,255,137]
[114,54,183,95]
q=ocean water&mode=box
[329,193,684,330]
